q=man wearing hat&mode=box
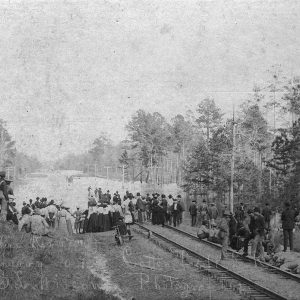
[7,195,18,225]
[189,200,197,227]
[136,192,146,223]
[166,195,173,225]
[242,209,255,256]
[251,207,265,261]
[4,176,14,195]
[208,203,219,226]
[197,199,208,226]
[177,195,184,225]
[218,210,231,260]
[281,201,297,252]
[0,171,9,221]
[170,197,183,227]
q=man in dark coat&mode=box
[197,199,208,226]
[170,198,183,227]
[136,192,146,223]
[243,209,255,256]
[281,202,297,252]
[262,203,272,230]
[189,200,197,227]
[151,201,164,225]
[177,195,184,224]
[208,203,219,224]
[0,171,9,221]
[251,207,265,260]
[161,194,168,223]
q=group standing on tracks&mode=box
[1,169,299,268]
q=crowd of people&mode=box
[1,168,299,263]
[81,188,186,236]
[190,200,300,261]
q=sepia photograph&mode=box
[0,0,300,299]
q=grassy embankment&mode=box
[0,221,120,300]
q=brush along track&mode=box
[164,224,300,283]
[133,223,299,300]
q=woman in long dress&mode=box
[112,201,123,227]
[56,207,73,235]
[102,203,112,231]
[96,205,104,232]
[87,205,98,233]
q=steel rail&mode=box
[135,223,288,300]
[164,224,300,284]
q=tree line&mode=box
[0,119,42,180]
[55,75,300,208]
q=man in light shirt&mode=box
[19,209,50,236]
[167,195,174,225]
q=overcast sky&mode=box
[0,0,299,161]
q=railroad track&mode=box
[134,223,289,300]
[164,224,300,284]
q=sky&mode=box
[0,0,299,161]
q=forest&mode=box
[53,75,300,208]
[1,74,299,208]
[0,120,42,180]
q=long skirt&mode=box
[103,214,111,231]
[87,213,99,233]
[56,217,69,235]
[83,219,89,233]
[97,213,104,232]
[66,219,73,235]
[112,211,121,227]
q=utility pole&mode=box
[230,105,236,213]
[104,167,111,185]
[170,160,173,183]
[94,164,97,177]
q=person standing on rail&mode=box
[136,192,146,223]
[262,203,272,230]
[208,203,219,227]
[161,194,168,225]
[189,200,197,227]
[281,201,297,252]
[218,210,231,261]
[197,199,208,226]
[177,195,184,225]
[166,195,174,225]
[251,207,265,261]
[170,198,183,227]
